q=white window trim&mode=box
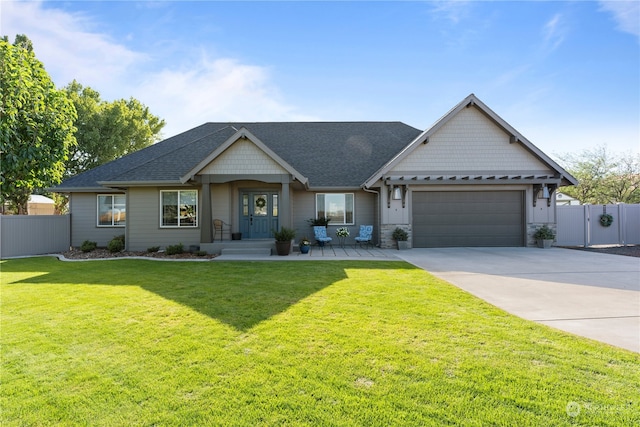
[96,194,126,227]
[315,193,355,225]
[160,190,199,228]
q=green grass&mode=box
[1,257,638,426]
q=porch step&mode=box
[220,247,272,256]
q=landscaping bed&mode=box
[61,248,218,260]
[564,244,640,258]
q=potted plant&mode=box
[299,237,311,254]
[336,227,350,247]
[533,225,555,249]
[273,227,296,256]
[307,216,331,227]
[392,227,409,250]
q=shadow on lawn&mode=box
[2,258,415,331]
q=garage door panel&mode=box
[413,191,524,247]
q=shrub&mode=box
[392,227,408,241]
[165,243,184,255]
[113,234,125,244]
[147,246,160,253]
[272,227,296,242]
[195,250,208,257]
[80,240,97,252]
[107,238,124,253]
[533,225,555,240]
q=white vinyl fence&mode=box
[0,214,71,258]
[557,204,640,247]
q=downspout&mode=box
[362,186,380,247]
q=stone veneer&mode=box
[527,223,557,247]
[380,224,412,249]
[380,222,556,248]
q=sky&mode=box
[2,0,639,160]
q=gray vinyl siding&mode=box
[70,193,126,248]
[127,187,200,251]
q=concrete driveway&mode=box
[395,247,640,353]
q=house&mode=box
[54,94,578,252]
[1,194,55,215]
[556,192,581,206]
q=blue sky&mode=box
[3,1,639,159]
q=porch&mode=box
[200,239,399,259]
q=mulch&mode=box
[562,245,640,258]
[61,248,218,260]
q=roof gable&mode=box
[364,94,578,187]
[392,106,546,172]
[181,128,307,185]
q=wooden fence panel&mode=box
[0,215,70,258]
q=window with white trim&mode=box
[315,193,354,225]
[97,194,126,227]
[161,190,198,227]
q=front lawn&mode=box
[1,257,638,426]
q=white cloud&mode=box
[1,1,142,90]
[1,1,312,138]
[428,0,472,24]
[542,13,566,52]
[599,0,640,41]
[135,57,317,137]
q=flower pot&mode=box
[275,240,291,256]
[300,245,310,254]
[537,239,553,249]
[397,241,409,250]
[232,232,242,240]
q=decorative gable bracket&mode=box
[533,183,558,207]
[386,179,407,208]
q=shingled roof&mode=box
[55,122,423,191]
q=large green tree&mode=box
[63,80,165,177]
[0,35,77,214]
[558,146,640,204]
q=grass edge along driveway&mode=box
[2,257,638,426]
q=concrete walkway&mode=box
[215,244,400,261]
[395,247,640,353]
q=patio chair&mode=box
[213,219,232,241]
[313,226,333,247]
[354,225,373,248]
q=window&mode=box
[161,190,198,227]
[97,194,126,227]
[315,193,354,225]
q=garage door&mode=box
[412,191,524,247]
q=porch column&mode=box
[200,176,212,243]
[280,179,291,228]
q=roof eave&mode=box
[97,180,187,187]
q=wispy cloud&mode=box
[428,0,472,24]
[598,0,640,41]
[1,1,143,90]
[1,1,311,138]
[542,13,566,52]
[134,57,315,137]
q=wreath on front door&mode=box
[255,197,267,209]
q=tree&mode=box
[558,146,640,204]
[0,35,77,214]
[63,81,165,177]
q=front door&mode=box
[240,191,279,239]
